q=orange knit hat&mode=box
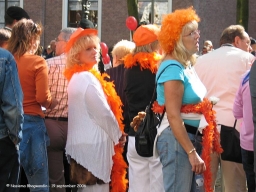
[158,7,200,54]
[65,27,98,52]
[133,24,160,46]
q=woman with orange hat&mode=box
[153,7,222,192]
[123,24,164,192]
[64,28,127,192]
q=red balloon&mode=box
[126,16,138,31]
[100,42,108,57]
[102,54,110,64]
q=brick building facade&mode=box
[4,0,256,51]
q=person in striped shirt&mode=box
[45,27,76,192]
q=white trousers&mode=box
[127,136,164,192]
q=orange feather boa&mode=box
[64,64,128,192]
[152,98,223,192]
[123,52,162,73]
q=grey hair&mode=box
[60,27,77,41]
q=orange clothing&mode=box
[15,54,52,118]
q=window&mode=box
[138,0,169,25]
[68,0,98,28]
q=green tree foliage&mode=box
[236,0,248,31]
[127,0,139,21]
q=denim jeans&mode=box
[156,127,203,192]
[19,114,50,192]
[191,132,204,192]
[241,148,255,192]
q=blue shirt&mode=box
[156,60,206,127]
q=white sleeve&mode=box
[84,83,122,144]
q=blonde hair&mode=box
[66,34,100,69]
[112,40,135,61]
[8,19,42,58]
[133,40,159,54]
[170,21,198,67]
[204,40,213,47]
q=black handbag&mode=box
[135,102,165,157]
[135,64,180,157]
[220,120,242,163]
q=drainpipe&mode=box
[41,0,46,48]
[98,0,102,40]
[168,0,172,13]
[5,0,8,12]
[151,0,154,24]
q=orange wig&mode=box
[158,7,200,54]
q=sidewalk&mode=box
[214,167,222,192]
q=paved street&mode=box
[215,167,222,192]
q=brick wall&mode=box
[173,0,193,10]
[172,0,256,50]
[101,0,130,49]
[24,0,62,48]
[194,0,236,49]
[22,0,256,51]
[248,0,256,39]
[44,0,63,47]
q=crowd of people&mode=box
[1,5,256,192]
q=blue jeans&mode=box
[241,148,255,192]
[19,114,50,192]
[157,127,203,192]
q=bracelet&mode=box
[188,148,196,155]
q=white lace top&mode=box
[66,71,122,183]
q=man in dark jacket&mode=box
[0,48,23,192]
[249,60,256,188]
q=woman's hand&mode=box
[118,132,128,147]
[188,151,206,174]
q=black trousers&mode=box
[0,136,20,192]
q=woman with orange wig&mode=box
[153,7,222,192]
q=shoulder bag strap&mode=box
[151,63,182,125]
[234,119,237,128]
[150,63,182,104]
